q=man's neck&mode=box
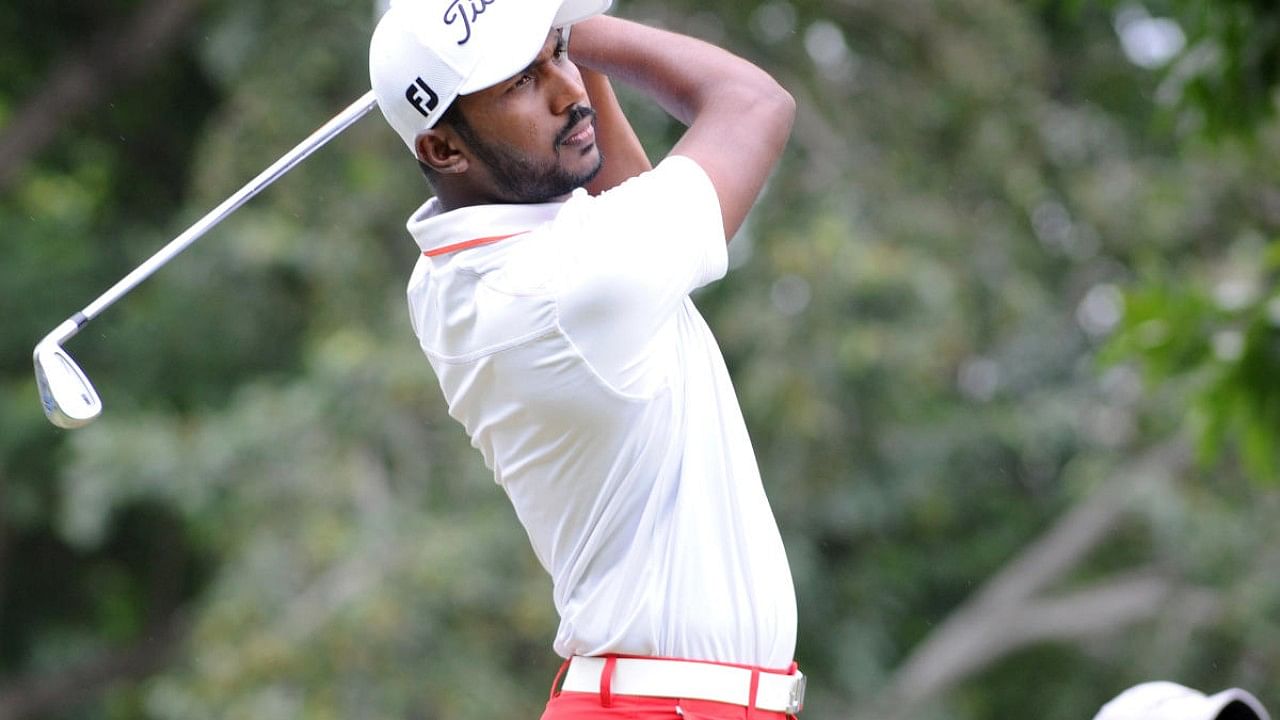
[432,185,573,213]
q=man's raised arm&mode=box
[568,15,796,241]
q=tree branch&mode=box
[864,441,1193,718]
[0,0,204,192]
[973,441,1190,609]
[1011,571,1220,651]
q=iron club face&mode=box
[30,91,375,429]
[34,342,102,429]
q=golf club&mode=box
[34,90,378,429]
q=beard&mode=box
[457,106,604,204]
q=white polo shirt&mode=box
[405,155,796,669]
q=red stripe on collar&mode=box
[423,232,526,258]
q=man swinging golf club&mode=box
[369,2,802,719]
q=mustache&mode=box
[555,105,597,147]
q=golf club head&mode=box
[34,342,102,428]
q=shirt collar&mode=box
[406,192,585,256]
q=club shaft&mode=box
[49,91,378,346]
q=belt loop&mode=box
[747,668,760,720]
[550,657,572,700]
[600,655,618,708]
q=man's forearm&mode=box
[568,16,787,128]
[579,67,652,195]
[566,15,795,240]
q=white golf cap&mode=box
[1093,681,1271,720]
[369,0,612,152]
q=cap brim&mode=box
[1093,683,1272,720]
[554,0,612,26]
[1206,690,1270,720]
[458,0,611,94]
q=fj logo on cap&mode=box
[444,0,497,46]
[406,77,439,118]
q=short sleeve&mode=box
[601,154,727,285]
[553,155,729,394]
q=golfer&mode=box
[369,2,801,719]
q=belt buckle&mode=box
[786,672,807,714]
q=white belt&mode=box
[561,656,806,714]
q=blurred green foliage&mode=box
[1164,0,1280,136]
[3,0,1280,719]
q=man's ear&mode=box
[416,128,469,175]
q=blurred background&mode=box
[3,0,1280,718]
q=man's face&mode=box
[452,29,603,203]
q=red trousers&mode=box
[541,691,791,720]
